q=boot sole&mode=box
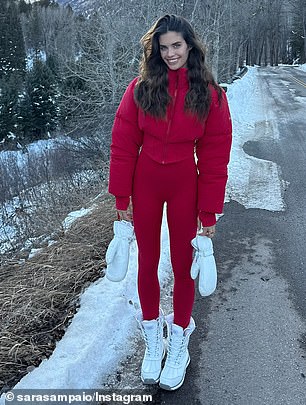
[141,343,166,385]
[141,377,160,384]
[159,355,190,391]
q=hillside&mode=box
[55,0,98,13]
[0,195,114,393]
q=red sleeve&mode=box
[199,212,216,227]
[115,196,131,210]
[196,87,232,220]
[108,78,143,209]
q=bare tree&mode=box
[21,3,78,61]
[290,0,306,63]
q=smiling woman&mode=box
[159,31,191,70]
[108,14,232,391]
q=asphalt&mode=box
[101,66,306,405]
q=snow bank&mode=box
[226,66,285,211]
[0,213,172,398]
[298,63,306,72]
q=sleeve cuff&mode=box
[199,212,216,227]
[115,196,130,211]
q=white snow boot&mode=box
[159,313,196,391]
[136,310,166,384]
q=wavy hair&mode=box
[134,14,221,120]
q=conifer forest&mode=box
[0,0,306,255]
[1,0,305,151]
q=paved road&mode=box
[103,67,306,404]
[171,67,306,404]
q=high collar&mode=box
[167,68,189,91]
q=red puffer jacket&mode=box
[108,68,232,226]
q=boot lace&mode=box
[167,335,185,365]
[143,320,162,357]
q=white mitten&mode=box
[105,220,135,282]
[190,235,217,296]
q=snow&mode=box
[0,210,172,397]
[298,63,306,72]
[0,66,289,399]
[226,66,285,211]
[22,205,94,257]
[0,136,101,255]
[0,171,101,255]
[0,137,76,171]
[62,207,94,230]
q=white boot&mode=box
[136,310,166,384]
[159,313,196,391]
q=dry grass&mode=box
[0,195,115,393]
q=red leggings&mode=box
[132,152,198,329]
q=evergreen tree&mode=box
[18,0,32,16]
[25,59,59,141]
[46,53,60,78]
[0,74,21,147]
[17,89,34,143]
[58,59,90,131]
[0,0,26,79]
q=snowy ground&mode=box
[0,65,292,401]
[298,63,306,72]
[226,66,286,211]
[0,136,104,254]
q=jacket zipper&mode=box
[162,75,178,164]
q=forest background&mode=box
[0,0,306,256]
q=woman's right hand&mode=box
[117,203,133,222]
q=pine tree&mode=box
[18,0,32,16]
[25,59,59,141]
[0,0,26,79]
[0,74,21,147]
[17,89,34,143]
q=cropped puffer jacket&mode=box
[108,68,232,226]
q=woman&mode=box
[108,14,232,390]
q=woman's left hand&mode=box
[197,218,216,238]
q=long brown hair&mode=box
[134,14,221,120]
